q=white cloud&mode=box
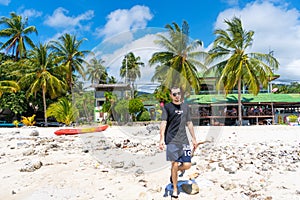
[20,9,42,19]
[92,32,163,87]
[44,7,94,29]
[214,0,300,82]
[95,5,153,44]
[0,0,10,6]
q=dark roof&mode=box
[92,83,131,90]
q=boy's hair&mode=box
[169,87,181,92]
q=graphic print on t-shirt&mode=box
[175,109,183,115]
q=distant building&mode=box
[92,83,131,122]
[186,73,300,126]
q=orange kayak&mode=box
[54,125,109,135]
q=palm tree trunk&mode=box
[42,89,48,126]
[237,77,242,126]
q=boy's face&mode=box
[170,88,181,103]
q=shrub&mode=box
[288,114,298,123]
[114,99,129,122]
[137,110,151,121]
[13,120,20,127]
[129,98,144,114]
[129,98,144,121]
[47,97,78,126]
[21,114,36,126]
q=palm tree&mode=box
[149,20,207,95]
[102,91,117,121]
[49,33,90,93]
[47,97,78,126]
[0,12,37,60]
[108,76,117,84]
[0,80,20,97]
[18,43,67,126]
[86,57,107,84]
[120,52,144,97]
[207,17,279,125]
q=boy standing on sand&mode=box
[159,87,197,199]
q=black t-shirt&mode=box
[161,102,191,145]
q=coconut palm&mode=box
[49,33,90,93]
[0,12,37,60]
[47,97,78,126]
[0,80,20,97]
[86,57,107,84]
[108,76,117,84]
[18,43,67,126]
[207,17,279,125]
[149,20,207,95]
[120,52,144,97]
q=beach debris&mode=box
[1,124,299,199]
[138,179,147,187]
[147,185,162,193]
[188,172,200,180]
[29,129,39,136]
[220,180,237,190]
[181,183,200,194]
[134,168,144,176]
[22,148,35,156]
[110,160,124,169]
[20,160,42,172]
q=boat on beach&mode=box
[54,124,109,135]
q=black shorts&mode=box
[166,144,191,163]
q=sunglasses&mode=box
[172,92,181,97]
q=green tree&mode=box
[289,82,300,93]
[114,99,129,122]
[18,43,67,125]
[137,109,151,121]
[108,76,117,84]
[0,91,27,121]
[153,85,171,105]
[0,12,37,60]
[47,97,78,126]
[207,17,279,125]
[73,88,94,123]
[149,20,207,95]
[102,91,117,121]
[86,57,107,84]
[129,98,144,121]
[0,80,19,96]
[50,33,90,93]
[120,52,144,97]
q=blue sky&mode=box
[1,0,300,89]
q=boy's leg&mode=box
[178,162,192,171]
[171,161,179,197]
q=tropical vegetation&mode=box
[149,20,207,96]
[120,52,144,97]
[206,17,279,125]
[0,12,37,60]
[46,97,78,126]
[0,12,294,126]
[49,33,90,93]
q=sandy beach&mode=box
[0,124,299,200]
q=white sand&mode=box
[0,125,299,200]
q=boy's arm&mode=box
[159,121,167,150]
[187,121,197,149]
